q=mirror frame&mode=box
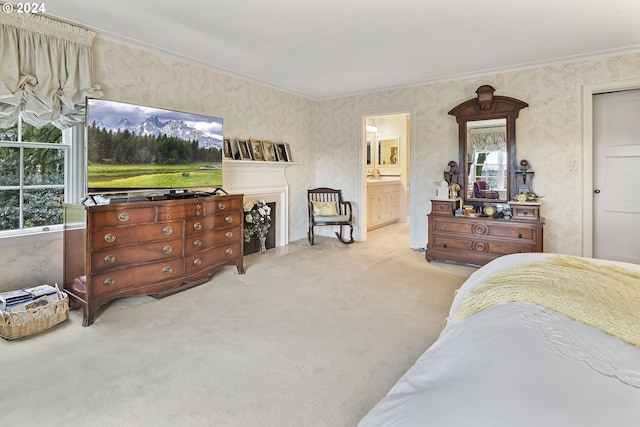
[448,85,528,203]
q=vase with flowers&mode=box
[243,199,272,253]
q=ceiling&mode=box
[40,0,640,99]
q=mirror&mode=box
[448,85,528,203]
[378,138,399,166]
[466,119,507,200]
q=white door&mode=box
[593,89,640,263]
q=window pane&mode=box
[24,188,64,228]
[0,147,20,185]
[0,190,20,230]
[24,147,65,185]
[0,125,18,141]
[22,123,62,143]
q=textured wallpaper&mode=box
[1,38,639,291]
[316,53,640,254]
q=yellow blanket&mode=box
[453,256,640,348]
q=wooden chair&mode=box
[308,187,354,245]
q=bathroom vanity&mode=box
[367,178,401,230]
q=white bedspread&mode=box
[358,253,640,427]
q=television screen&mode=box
[86,98,223,194]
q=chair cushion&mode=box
[313,214,350,223]
[312,201,339,216]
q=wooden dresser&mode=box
[425,199,543,266]
[63,194,244,326]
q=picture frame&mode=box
[236,139,252,160]
[222,138,234,160]
[249,139,265,161]
[262,141,277,161]
[275,143,289,162]
[284,143,293,162]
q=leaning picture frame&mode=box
[275,143,289,162]
[236,139,252,160]
[249,139,265,161]
[284,143,293,162]
[262,141,277,161]
[222,138,234,160]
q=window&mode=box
[0,118,77,236]
[474,151,506,192]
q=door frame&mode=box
[581,78,640,257]
[358,107,414,242]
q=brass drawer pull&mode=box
[104,233,116,243]
[225,248,233,255]
[218,202,226,210]
[163,226,173,235]
[193,258,202,266]
[225,231,233,239]
[165,207,171,212]
[442,242,448,248]
[474,242,487,252]
[225,216,233,224]
[195,211,201,217]
[163,266,173,274]
[104,278,116,286]
[522,210,529,215]
[193,239,202,247]
[163,246,173,254]
[473,224,487,234]
[164,214,171,220]
[117,212,130,222]
[193,222,202,230]
[196,204,202,209]
[518,232,523,238]
[104,255,116,264]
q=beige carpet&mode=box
[0,223,476,426]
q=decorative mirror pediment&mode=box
[448,85,528,203]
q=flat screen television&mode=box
[85,98,223,195]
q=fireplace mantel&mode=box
[222,160,295,248]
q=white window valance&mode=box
[468,126,506,152]
[0,12,102,129]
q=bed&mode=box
[358,253,640,427]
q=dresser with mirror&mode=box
[425,85,543,266]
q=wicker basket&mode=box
[0,293,69,340]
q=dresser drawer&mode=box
[156,202,204,221]
[510,204,540,221]
[91,238,183,272]
[433,219,473,234]
[185,212,242,233]
[185,226,242,254]
[433,235,473,251]
[185,242,242,274]
[90,221,183,249]
[431,199,458,216]
[206,197,242,213]
[487,224,536,240]
[91,258,184,297]
[432,236,536,256]
[90,207,156,229]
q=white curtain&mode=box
[0,12,102,129]
[468,126,506,152]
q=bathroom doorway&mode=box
[361,111,411,241]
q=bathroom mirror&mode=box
[378,138,399,166]
[448,85,528,203]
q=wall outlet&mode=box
[569,159,578,171]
